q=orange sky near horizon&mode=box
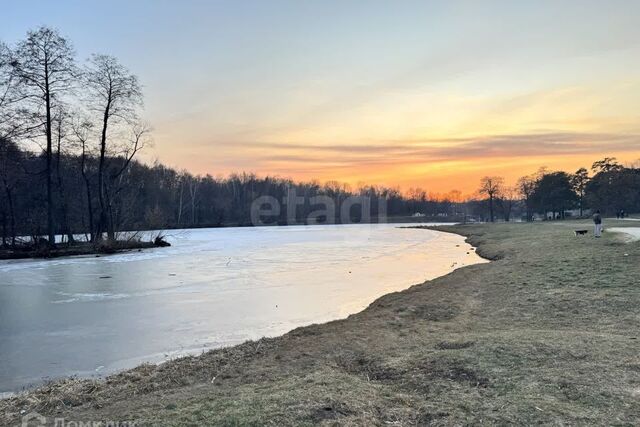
[151,146,640,197]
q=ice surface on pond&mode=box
[0,223,486,392]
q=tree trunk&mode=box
[189,180,198,225]
[106,191,116,241]
[1,212,6,248]
[55,131,74,244]
[5,186,16,248]
[177,181,184,225]
[44,64,55,246]
[579,193,584,217]
[97,96,112,241]
[85,183,94,241]
[80,149,94,242]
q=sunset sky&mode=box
[4,0,640,194]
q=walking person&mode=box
[593,210,603,238]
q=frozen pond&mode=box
[0,223,485,393]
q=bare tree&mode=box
[11,27,76,245]
[176,171,188,226]
[188,176,199,225]
[478,176,504,222]
[84,54,143,241]
[103,122,150,239]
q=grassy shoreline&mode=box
[2,221,640,425]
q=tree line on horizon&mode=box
[479,156,640,222]
[2,27,639,248]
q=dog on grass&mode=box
[574,229,588,236]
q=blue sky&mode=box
[3,0,640,192]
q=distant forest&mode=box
[2,27,640,248]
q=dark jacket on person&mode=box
[593,213,602,224]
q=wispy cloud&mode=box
[234,131,640,168]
